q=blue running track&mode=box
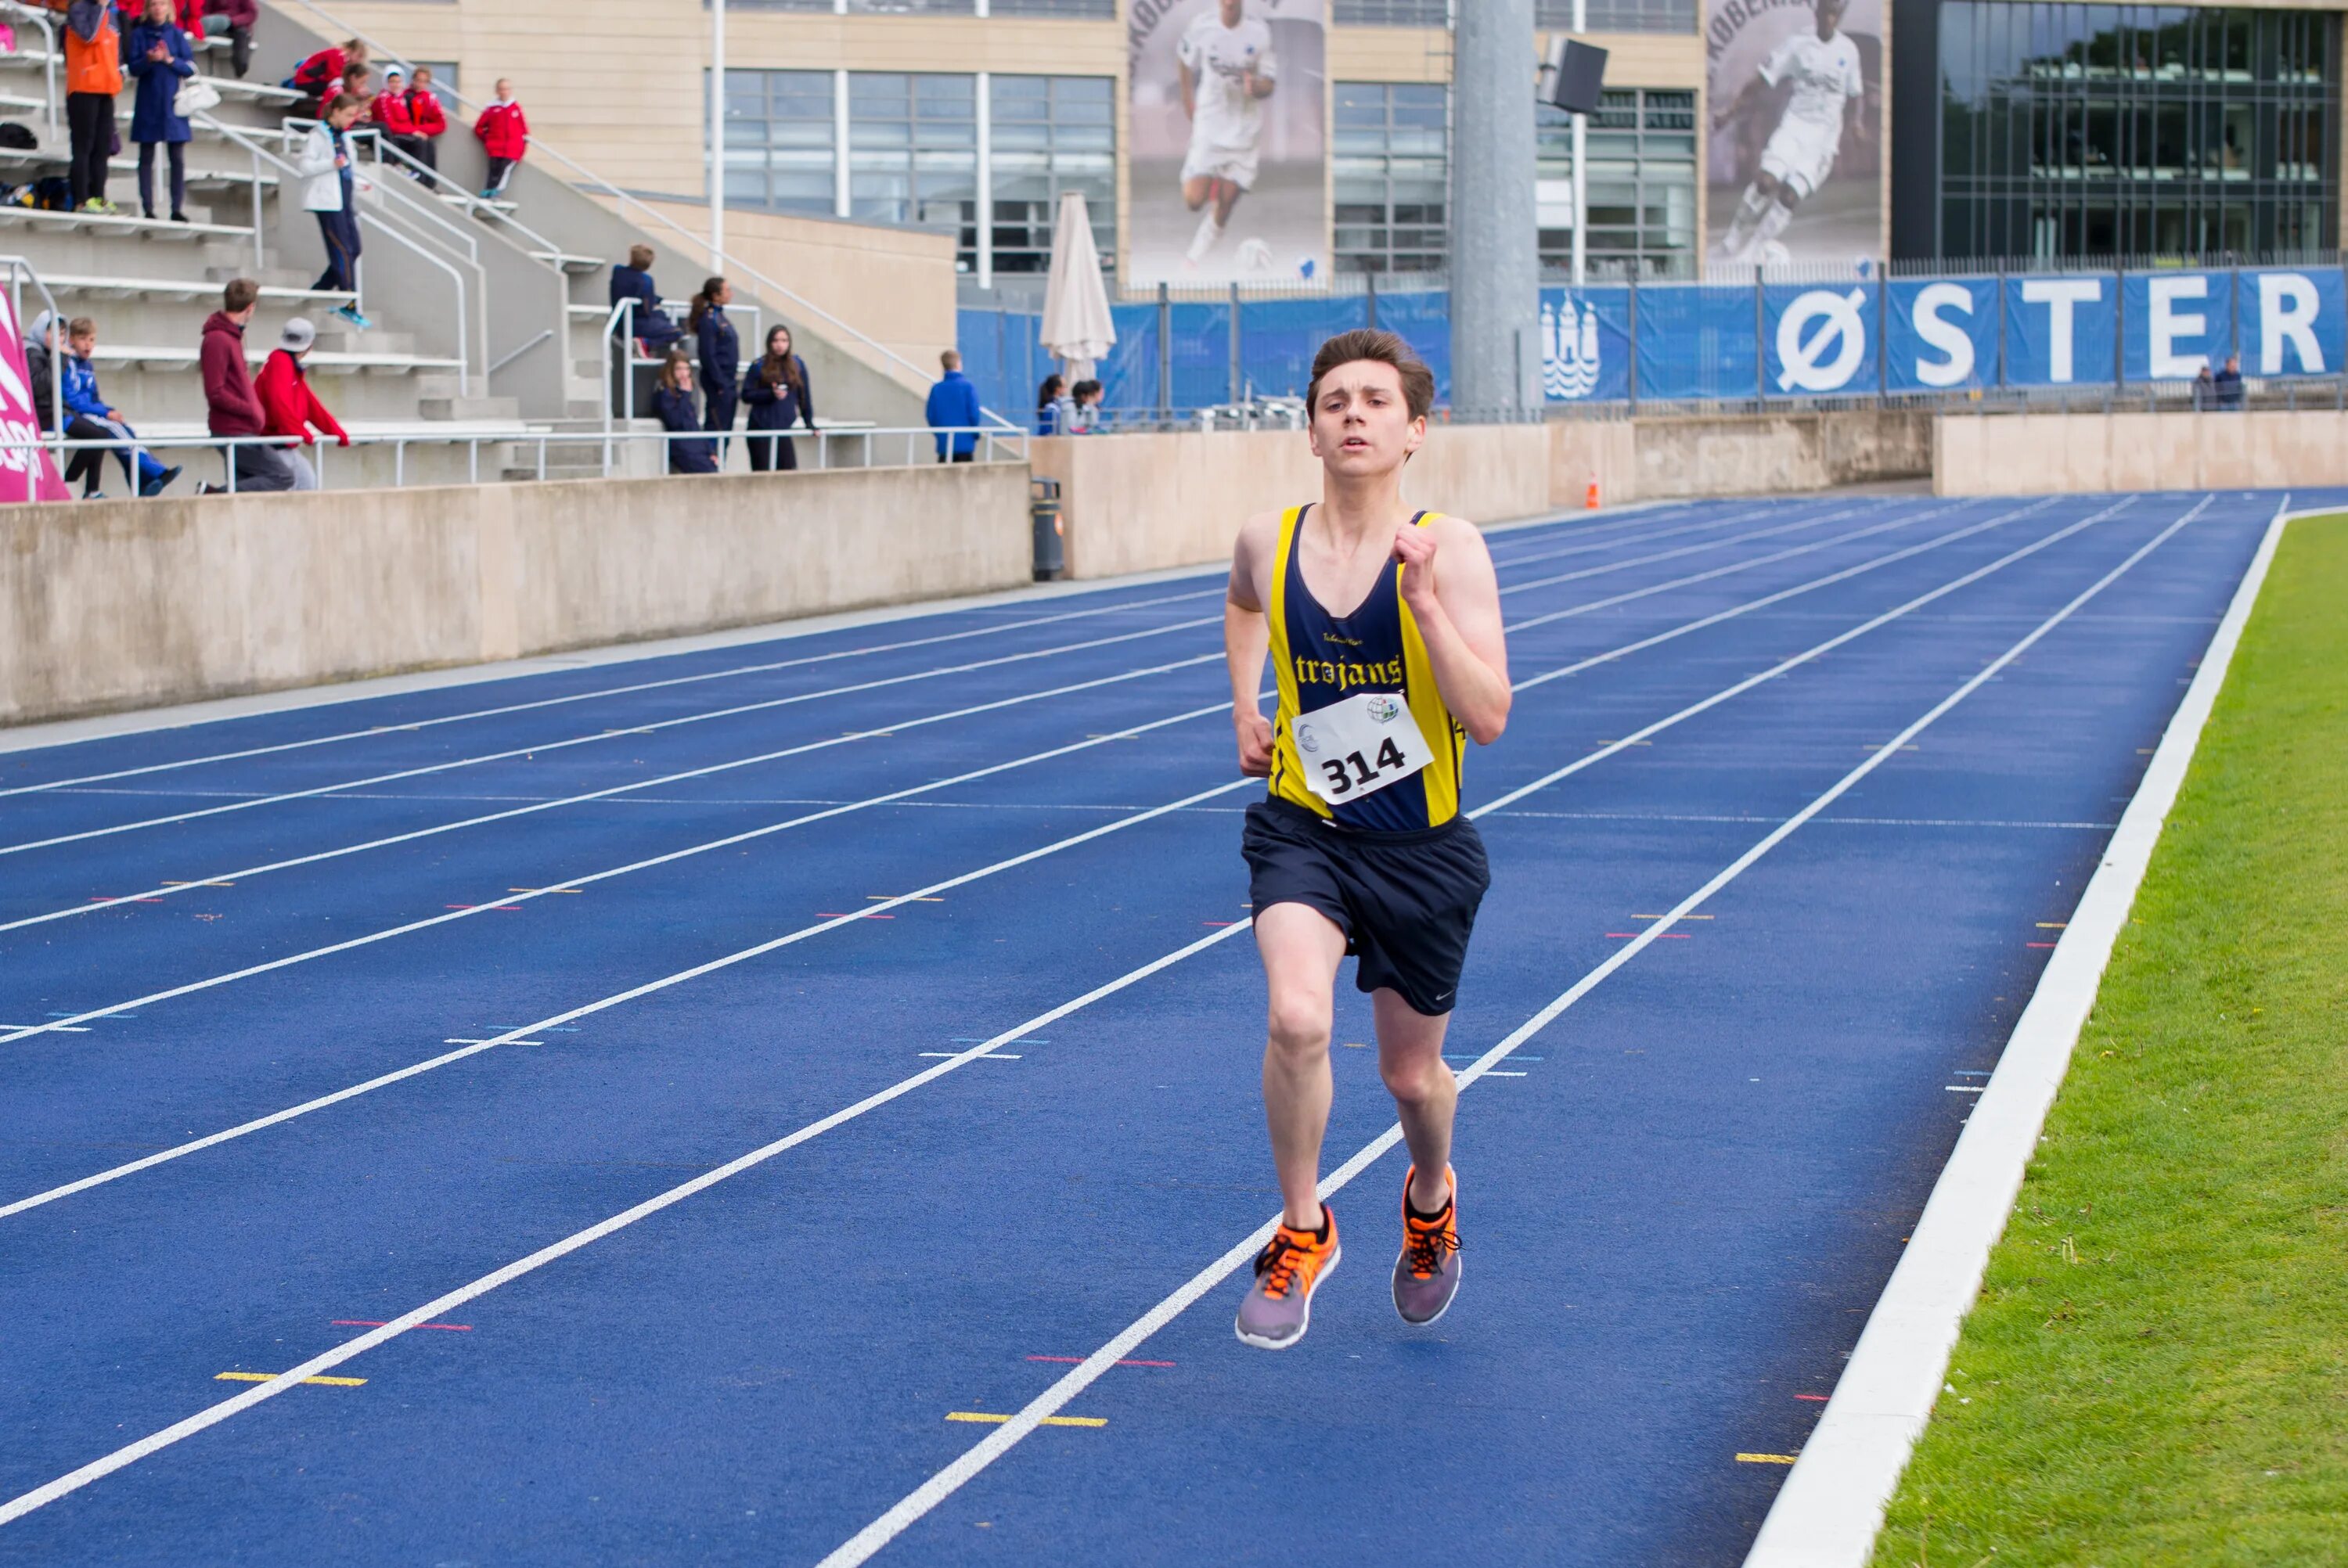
[0,487,2320,1566]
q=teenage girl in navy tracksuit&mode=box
[654,353,716,474]
[691,276,739,459]
[742,324,816,472]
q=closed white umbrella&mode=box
[1039,190,1116,383]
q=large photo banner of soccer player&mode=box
[1705,0,1885,273]
[1128,0,1330,288]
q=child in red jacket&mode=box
[254,316,348,491]
[474,78,527,200]
[404,64,448,189]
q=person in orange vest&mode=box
[47,1,125,214]
[474,78,528,201]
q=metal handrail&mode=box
[0,2,59,136]
[277,121,481,265]
[347,124,570,263]
[2,251,64,448]
[266,0,1014,426]
[355,217,470,394]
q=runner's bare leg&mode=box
[1373,989,1457,1211]
[1256,901,1348,1229]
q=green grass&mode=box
[1870,512,2348,1568]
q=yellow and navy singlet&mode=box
[1266,504,1467,833]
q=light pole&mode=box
[1570,0,1586,290]
[710,0,726,264]
[1451,0,1541,417]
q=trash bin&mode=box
[1031,476,1065,581]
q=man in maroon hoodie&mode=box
[199,277,296,493]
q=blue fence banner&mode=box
[2001,275,2118,387]
[1763,282,1881,397]
[2235,268,2345,378]
[1636,285,1759,401]
[2120,271,2235,382]
[1539,286,1633,404]
[959,264,2348,417]
[1885,277,1997,392]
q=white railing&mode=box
[2,424,1026,494]
[0,2,60,136]
[268,0,1020,429]
[3,252,65,436]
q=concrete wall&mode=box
[1031,424,1558,581]
[2,465,1032,725]
[1623,409,1934,498]
[1934,409,2348,495]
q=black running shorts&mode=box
[1241,798,1491,1017]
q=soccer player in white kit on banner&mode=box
[1179,0,1278,269]
[1713,0,1867,265]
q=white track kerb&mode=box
[1738,494,2294,1568]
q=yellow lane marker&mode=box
[1736,1452,1798,1465]
[2036,921,2066,929]
[946,1412,1104,1428]
[215,1372,366,1387]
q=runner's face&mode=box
[1816,0,1844,39]
[1308,361,1424,477]
[1220,0,1244,26]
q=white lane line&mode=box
[0,588,1226,802]
[0,617,1237,860]
[814,494,2213,1568]
[0,501,1874,859]
[0,655,1219,940]
[0,498,2188,1529]
[0,493,2136,1243]
[1741,490,2278,1568]
[2,498,1961,931]
[1496,496,1894,599]
[1482,494,1842,574]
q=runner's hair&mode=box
[1306,329,1435,421]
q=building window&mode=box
[720,69,837,217]
[1334,0,1449,23]
[1929,2,2339,262]
[1537,88,1698,279]
[989,74,1117,276]
[1536,0,1697,33]
[850,72,979,261]
[1334,81,1450,275]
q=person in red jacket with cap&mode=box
[474,77,527,201]
[255,315,348,491]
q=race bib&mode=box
[1291,691,1434,806]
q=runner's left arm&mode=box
[1393,518,1511,745]
[1225,512,1280,777]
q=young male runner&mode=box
[1176,0,1277,270]
[1223,329,1511,1350]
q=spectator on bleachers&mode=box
[927,348,981,463]
[474,78,527,200]
[59,314,177,496]
[690,276,739,455]
[200,0,254,78]
[1034,373,1068,436]
[403,66,448,189]
[49,0,124,215]
[294,92,370,329]
[199,277,297,494]
[126,0,193,223]
[610,244,680,358]
[319,61,369,117]
[24,311,113,498]
[372,68,416,172]
[744,323,815,472]
[1067,378,1103,433]
[2215,352,2244,410]
[287,38,362,112]
[256,316,348,491]
[654,351,716,475]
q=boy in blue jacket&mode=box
[926,348,982,462]
[62,316,178,497]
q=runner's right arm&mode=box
[1225,511,1280,777]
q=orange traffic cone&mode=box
[1584,473,1601,510]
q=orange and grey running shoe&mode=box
[1234,1204,1341,1350]
[1392,1164,1460,1326]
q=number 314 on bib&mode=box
[1293,692,1435,804]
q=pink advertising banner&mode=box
[0,285,70,502]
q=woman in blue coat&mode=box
[125,0,194,222]
[654,352,717,474]
[689,275,740,459]
[741,323,817,472]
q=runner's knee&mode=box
[1379,1052,1450,1106]
[1266,993,1331,1059]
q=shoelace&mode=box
[1255,1230,1317,1299]
[1403,1217,1460,1279]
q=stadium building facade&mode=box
[332,0,2339,290]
